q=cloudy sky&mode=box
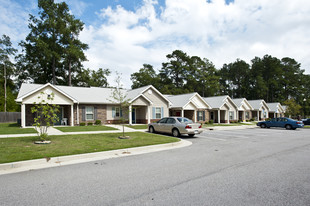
[1,0,310,88]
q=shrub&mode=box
[238,119,242,123]
[88,122,93,126]
[95,120,101,125]
[209,120,214,124]
[250,118,255,121]
[204,121,209,124]
[80,122,86,126]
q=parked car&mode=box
[302,118,310,125]
[257,117,304,130]
[148,117,204,137]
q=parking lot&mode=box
[1,127,310,206]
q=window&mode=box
[86,106,94,120]
[167,118,176,124]
[177,117,193,123]
[229,111,234,120]
[155,107,162,119]
[197,111,203,121]
[158,118,167,123]
[246,112,250,119]
[112,107,122,118]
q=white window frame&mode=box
[155,107,162,119]
[229,111,234,120]
[86,106,94,120]
[245,111,250,119]
[112,107,123,118]
[197,111,203,121]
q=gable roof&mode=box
[16,83,170,105]
[164,93,210,109]
[267,102,284,113]
[232,98,254,110]
[204,95,237,109]
[248,99,270,111]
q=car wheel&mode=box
[285,124,292,130]
[172,129,180,137]
[149,126,155,133]
[260,123,266,128]
[188,134,195,137]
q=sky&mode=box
[1,0,310,89]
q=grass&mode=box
[0,132,179,164]
[0,123,37,135]
[55,125,118,132]
[304,125,310,129]
[203,122,256,127]
[125,125,148,130]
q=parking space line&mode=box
[202,136,227,141]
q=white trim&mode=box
[85,106,94,121]
[21,104,25,128]
[139,85,172,105]
[71,104,74,126]
[129,94,153,105]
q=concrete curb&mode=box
[205,125,258,131]
[0,139,192,175]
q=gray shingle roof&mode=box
[164,93,197,108]
[247,99,269,110]
[267,102,282,112]
[203,95,230,109]
[17,83,161,104]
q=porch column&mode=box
[227,110,230,124]
[76,104,79,125]
[181,109,184,117]
[218,109,220,123]
[243,111,246,121]
[194,110,197,122]
[147,106,151,124]
[129,105,132,125]
[71,104,74,126]
[21,104,26,128]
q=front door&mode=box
[132,108,136,124]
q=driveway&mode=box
[1,128,310,205]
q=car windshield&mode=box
[177,117,193,123]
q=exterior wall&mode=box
[142,88,169,118]
[78,104,107,125]
[132,97,149,106]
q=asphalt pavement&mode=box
[1,127,310,205]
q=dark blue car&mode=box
[257,117,304,130]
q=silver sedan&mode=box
[148,117,204,137]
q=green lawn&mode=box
[0,123,37,135]
[55,125,118,132]
[304,125,310,129]
[0,132,179,164]
[125,125,148,130]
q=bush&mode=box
[95,120,101,125]
[80,122,86,126]
[209,120,214,124]
[88,122,93,126]
[238,119,242,123]
[250,118,255,121]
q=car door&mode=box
[155,118,168,133]
[165,118,176,133]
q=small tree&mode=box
[110,73,131,138]
[31,92,60,141]
[283,98,302,118]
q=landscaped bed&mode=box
[55,125,118,132]
[0,132,179,164]
[125,125,148,130]
[0,123,37,135]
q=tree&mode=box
[110,73,131,138]
[0,34,17,112]
[131,64,160,89]
[73,68,110,87]
[31,92,60,142]
[283,98,302,118]
[20,0,88,85]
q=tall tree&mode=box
[0,34,17,112]
[130,64,160,89]
[20,0,88,85]
[73,68,111,87]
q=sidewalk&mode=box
[204,124,257,131]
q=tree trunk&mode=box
[52,56,56,85]
[68,59,71,86]
[4,64,6,112]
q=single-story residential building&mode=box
[204,95,238,123]
[247,99,269,121]
[232,98,254,121]
[164,93,211,123]
[267,102,285,118]
[16,83,170,127]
